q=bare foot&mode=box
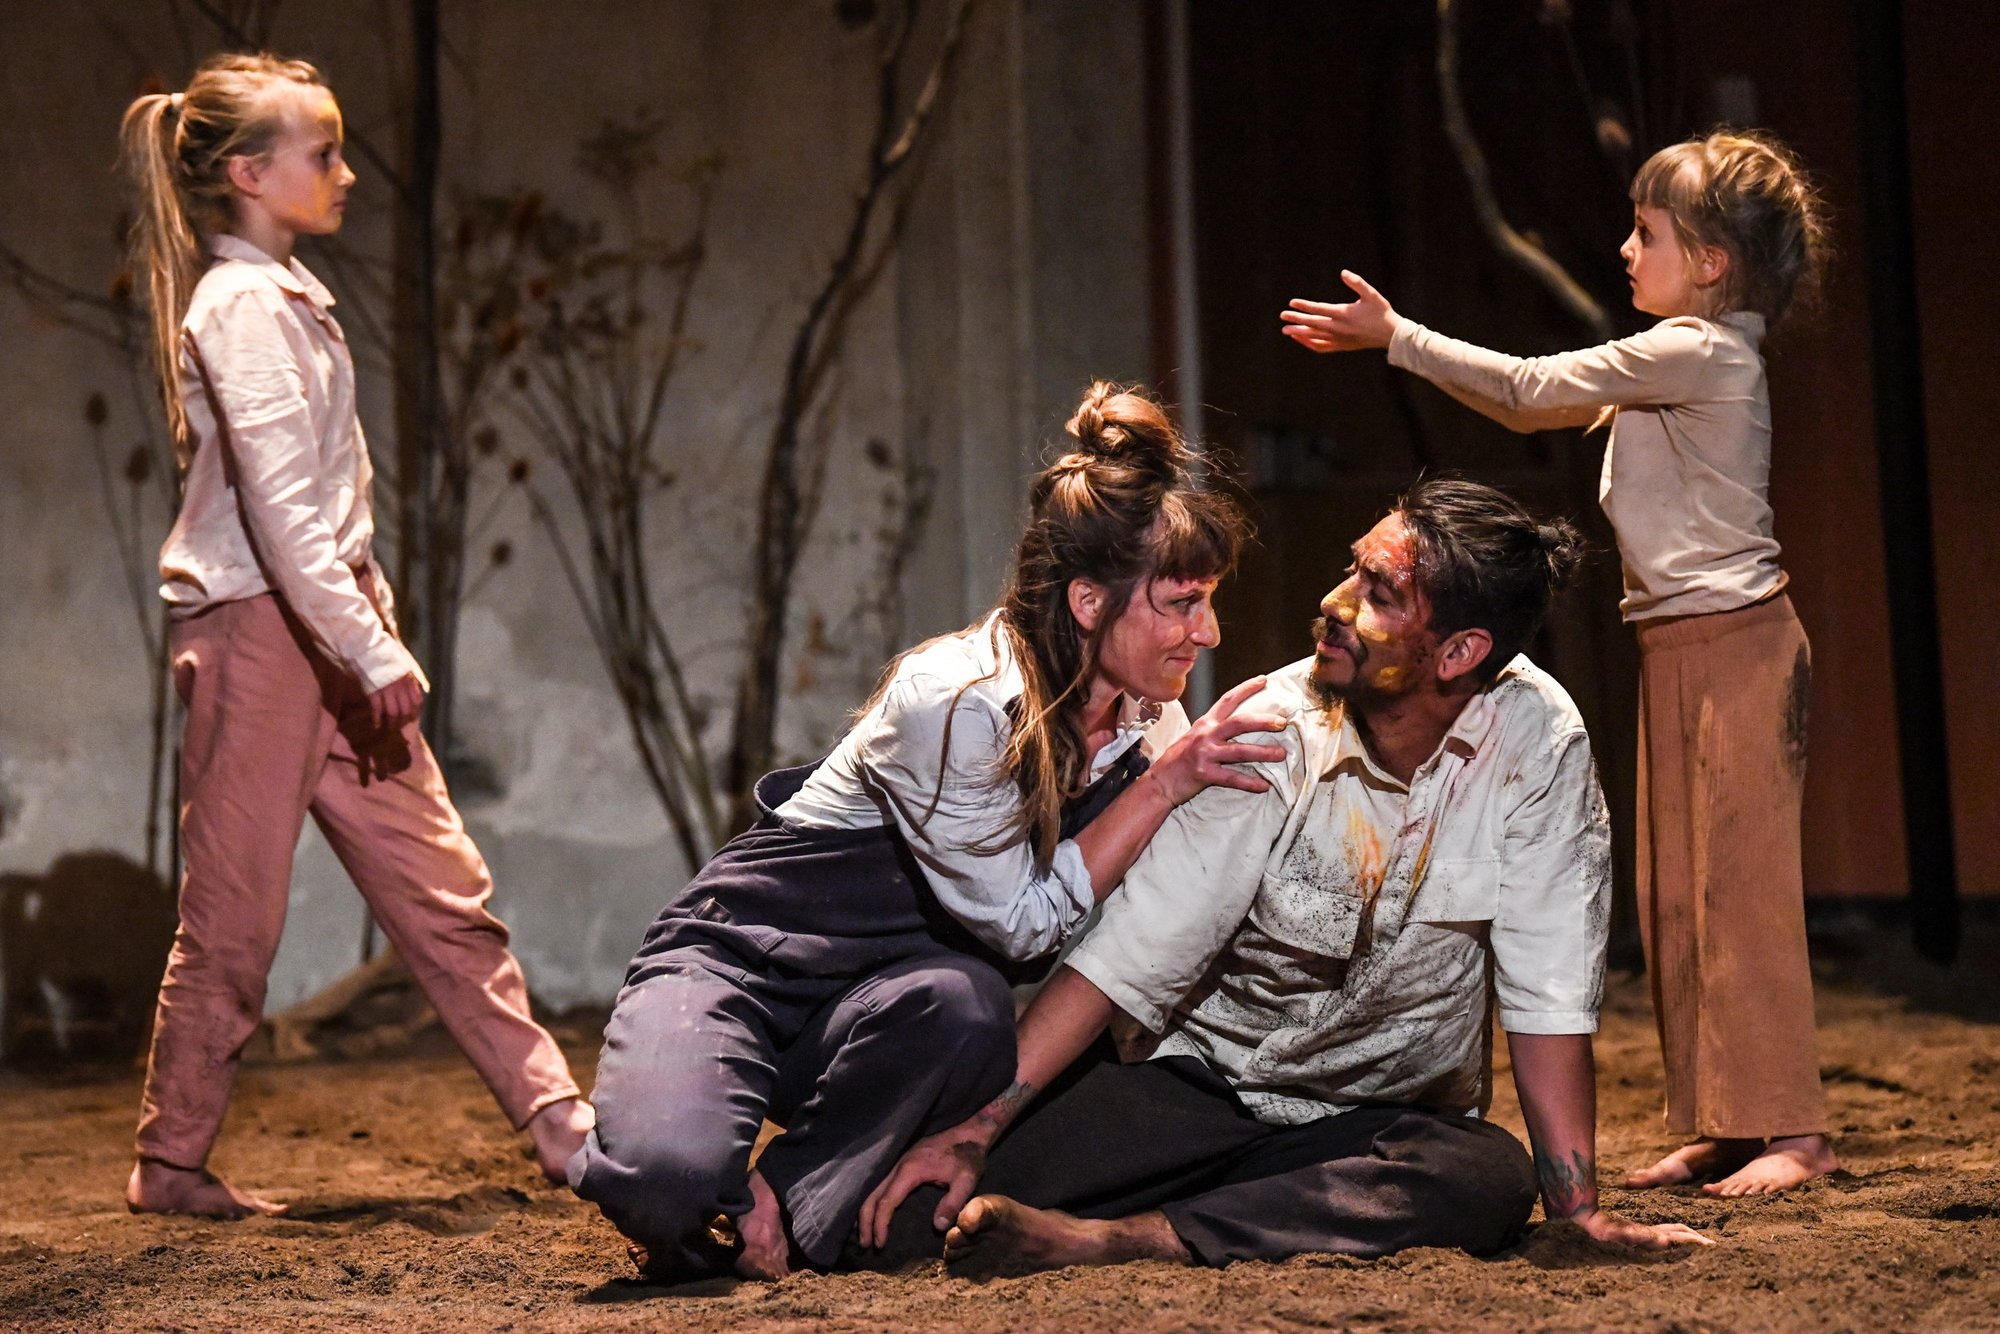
[943,1195,1189,1274]
[733,1169,792,1281]
[527,1097,595,1186]
[125,1159,286,1219]
[1622,1137,1759,1188]
[1705,1134,1838,1197]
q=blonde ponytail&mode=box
[119,93,206,457]
[116,53,325,460]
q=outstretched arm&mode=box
[857,965,1116,1246]
[1507,1032,1712,1250]
[1280,270,1709,431]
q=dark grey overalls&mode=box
[570,749,1147,1276]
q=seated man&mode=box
[856,477,1710,1269]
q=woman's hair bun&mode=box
[1062,379,1186,476]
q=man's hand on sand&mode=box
[856,1121,990,1249]
[1572,1205,1714,1250]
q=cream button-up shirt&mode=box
[159,234,421,693]
[1388,313,1777,621]
[1066,656,1611,1126]
[778,616,1189,960]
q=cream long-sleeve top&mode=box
[1388,312,1778,621]
[159,234,422,693]
[776,616,1189,961]
[1065,656,1611,1126]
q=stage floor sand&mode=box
[4,921,1996,1332]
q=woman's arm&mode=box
[1281,270,1714,425]
[1068,674,1285,904]
[869,673,1287,960]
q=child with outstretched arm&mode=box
[1282,129,1835,1197]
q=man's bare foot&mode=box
[527,1097,595,1186]
[125,1159,286,1219]
[1705,1134,1837,1197]
[943,1195,1190,1274]
[733,1169,792,1281]
[1622,1137,1759,1188]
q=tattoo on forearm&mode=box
[1532,1143,1596,1219]
[973,1080,1038,1133]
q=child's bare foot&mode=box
[526,1097,595,1186]
[1704,1134,1837,1197]
[733,1169,791,1281]
[943,1194,1190,1274]
[126,1159,286,1218]
[1622,1137,1759,1188]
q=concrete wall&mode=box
[0,0,1154,1026]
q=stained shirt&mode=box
[159,234,422,693]
[1065,656,1611,1126]
[1388,313,1778,621]
[778,616,1188,960]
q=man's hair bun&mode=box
[1537,518,1587,593]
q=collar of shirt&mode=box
[206,233,338,312]
[1317,681,1502,790]
[1718,309,1767,345]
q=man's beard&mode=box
[1308,615,1412,713]
[1308,615,1362,711]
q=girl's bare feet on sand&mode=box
[1623,1137,1758,1188]
[1705,1134,1838,1196]
[1625,1134,1836,1194]
[527,1098,595,1185]
[125,1159,286,1219]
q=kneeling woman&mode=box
[572,382,1276,1279]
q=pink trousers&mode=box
[135,584,579,1170]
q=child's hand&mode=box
[1281,270,1403,352]
[368,672,426,734]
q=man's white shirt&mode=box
[1067,656,1611,1126]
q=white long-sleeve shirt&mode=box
[1388,312,1778,621]
[1066,656,1611,1126]
[777,616,1189,960]
[159,234,421,693]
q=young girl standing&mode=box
[120,53,591,1218]
[1280,129,1835,1196]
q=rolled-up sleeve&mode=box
[1389,317,1717,426]
[1066,728,1302,1032]
[862,676,1095,960]
[1491,728,1612,1035]
[186,290,418,693]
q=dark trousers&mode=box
[572,751,1151,1277]
[865,1041,1540,1268]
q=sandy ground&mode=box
[3,919,1997,1332]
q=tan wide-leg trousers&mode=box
[1635,592,1827,1140]
[135,584,579,1170]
